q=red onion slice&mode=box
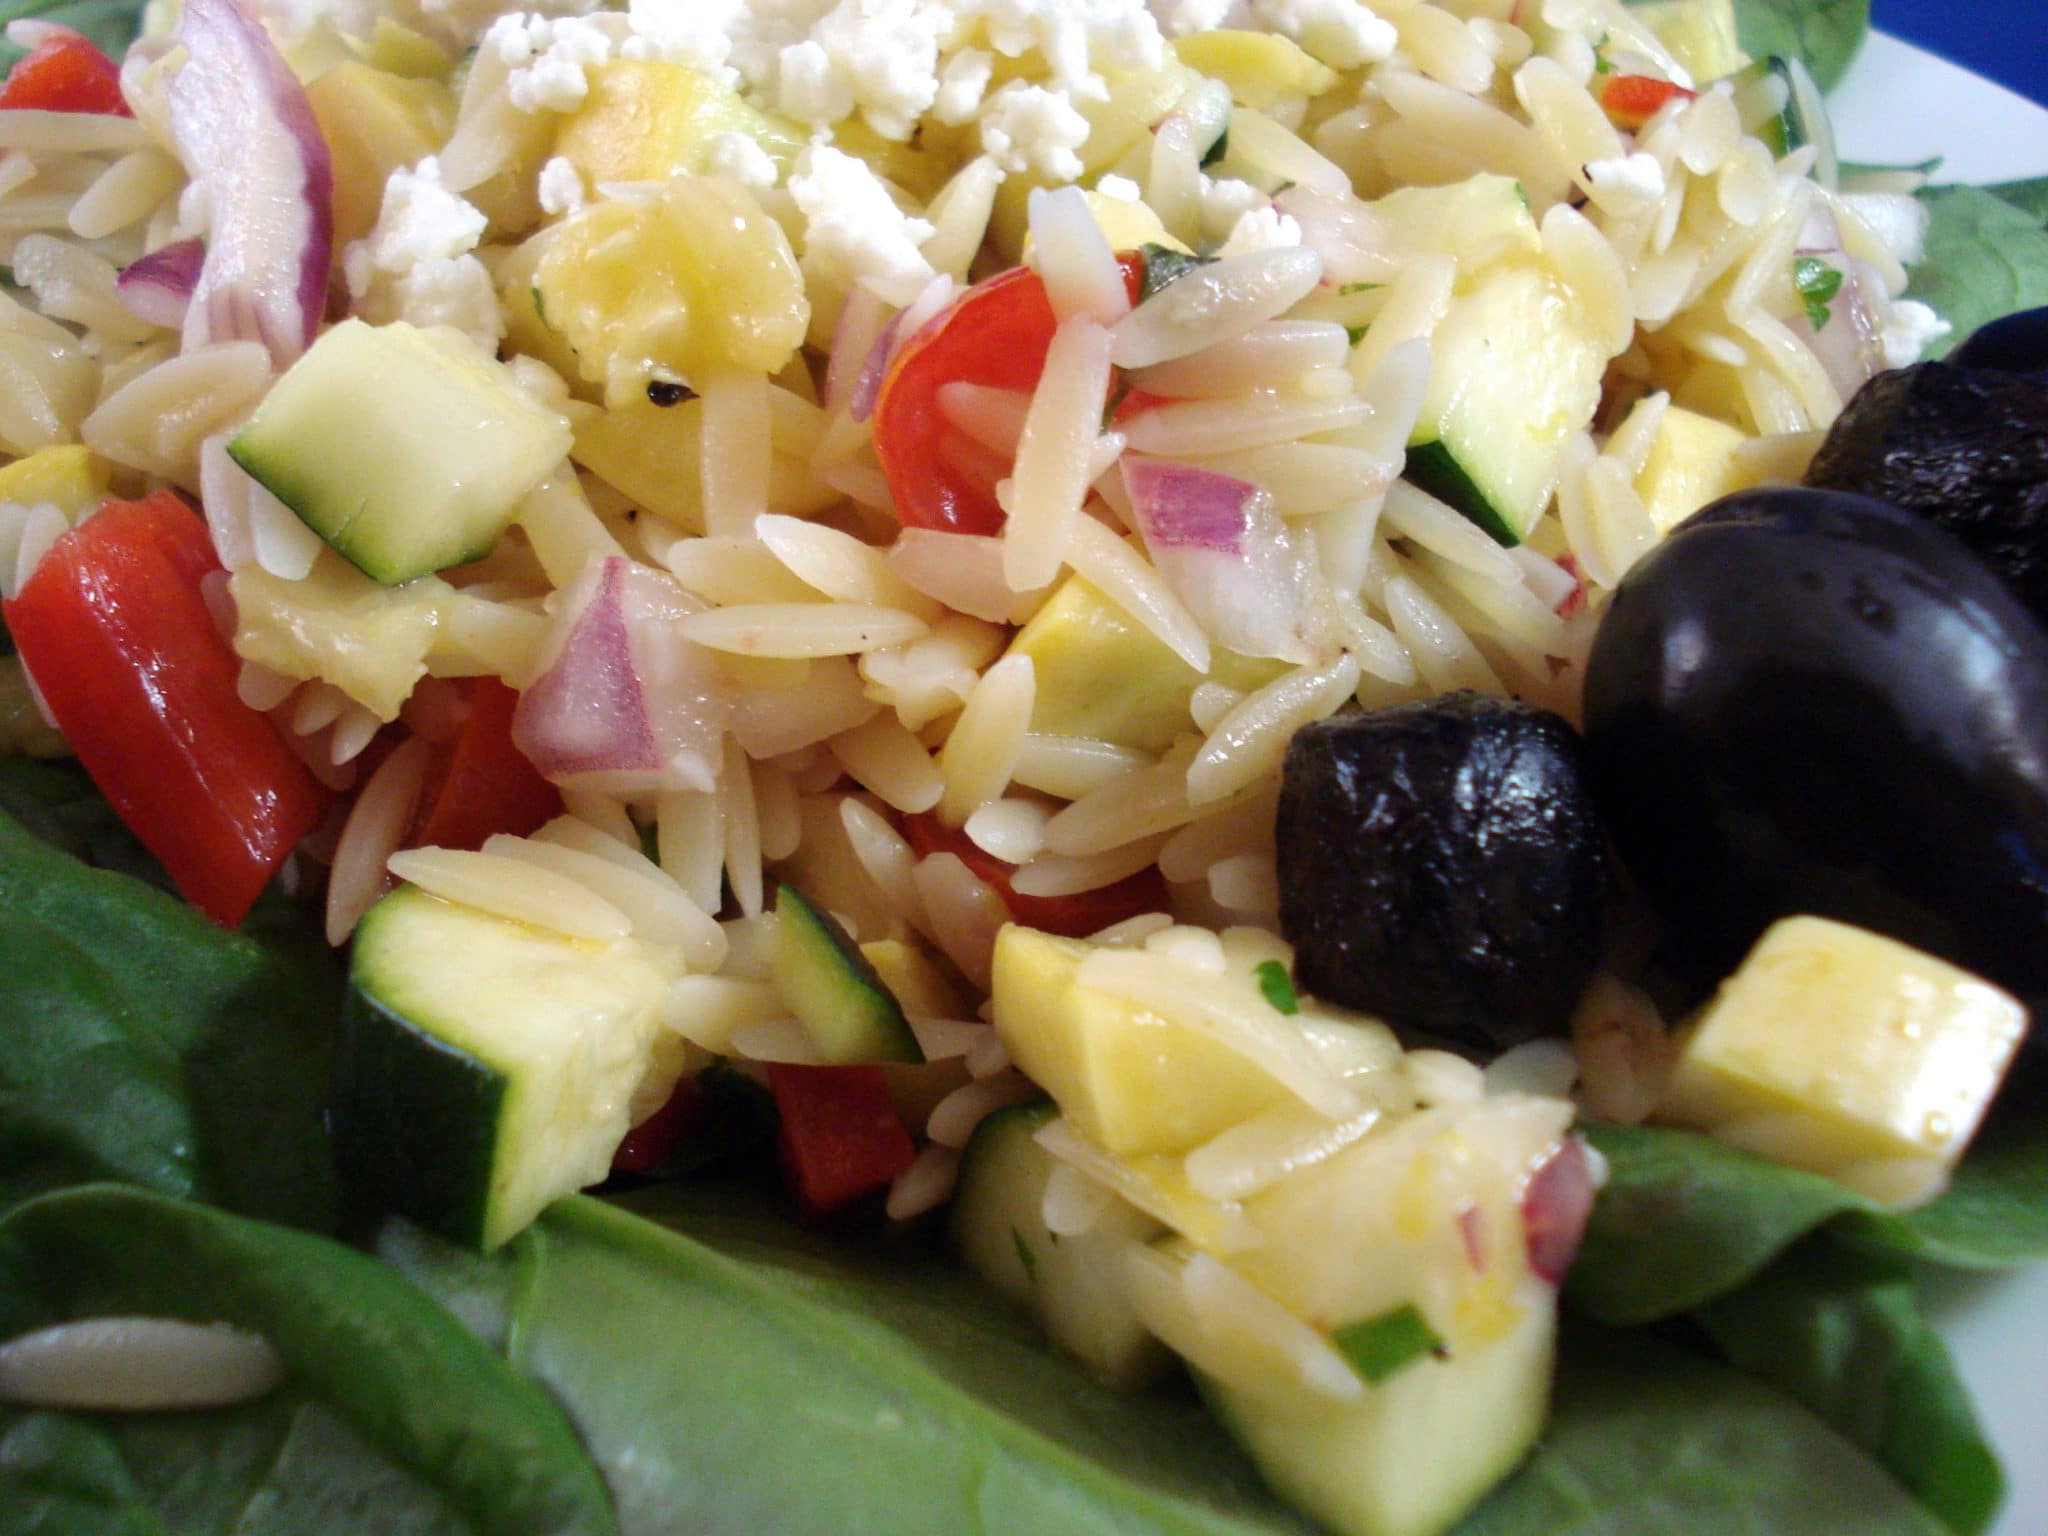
[168,0,332,368]
[1122,456,1319,663]
[116,238,205,329]
[1522,1138,1596,1285]
[513,557,728,796]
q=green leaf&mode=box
[0,1184,620,1536]
[1911,181,2048,354]
[1695,1240,2002,1536]
[1253,960,1298,1015]
[1463,1323,1945,1534]
[1725,0,1869,92]
[1795,255,1844,330]
[0,786,342,1230]
[1572,1113,2048,1325]
[0,0,146,70]
[1331,1303,1441,1384]
[1138,244,1214,303]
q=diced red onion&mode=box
[115,238,205,329]
[850,310,903,424]
[1121,456,1319,663]
[1798,257,1885,404]
[168,0,332,368]
[513,557,728,796]
[1522,1138,1596,1285]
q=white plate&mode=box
[1831,39,2048,1536]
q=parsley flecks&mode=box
[1136,243,1215,303]
[1254,959,1299,1015]
[1794,256,1845,330]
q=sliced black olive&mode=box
[1947,305,2048,373]
[1583,487,2048,1037]
[1804,362,2048,622]
[1275,692,1606,1051]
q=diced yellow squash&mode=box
[991,927,1295,1158]
[1368,175,1540,282]
[1672,358,1759,431]
[347,18,454,80]
[1633,403,1748,533]
[0,445,108,515]
[497,231,591,394]
[1656,917,2028,1207]
[535,176,808,405]
[1172,31,1341,110]
[1009,576,1285,755]
[466,108,558,236]
[570,393,836,529]
[306,63,455,246]
[553,60,805,188]
[230,553,449,721]
[861,938,971,1020]
[1634,0,1748,84]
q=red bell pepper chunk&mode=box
[1599,74,1697,131]
[903,811,1169,940]
[0,36,131,116]
[611,1075,709,1176]
[766,1062,916,1216]
[873,255,1144,536]
[3,492,327,925]
[409,677,560,851]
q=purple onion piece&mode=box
[115,238,205,329]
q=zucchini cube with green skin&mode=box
[772,885,923,1064]
[1406,262,1606,547]
[335,884,679,1250]
[1655,916,2028,1207]
[228,319,571,586]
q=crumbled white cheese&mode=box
[615,0,743,81]
[1249,0,1396,70]
[707,131,781,189]
[932,48,995,126]
[1154,0,1241,37]
[981,80,1094,182]
[1585,152,1667,206]
[1199,173,1268,237]
[1095,173,1142,202]
[537,155,588,216]
[1218,204,1303,256]
[343,158,503,350]
[1880,299,1950,370]
[788,144,938,306]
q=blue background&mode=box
[1875,0,2048,108]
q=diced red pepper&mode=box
[1599,74,1697,132]
[4,492,327,925]
[611,1076,709,1176]
[409,677,560,851]
[766,1062,916,1216]
[903,811,1169,940]
[0,36,131,116]
[873,254,1144,536]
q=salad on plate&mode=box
[0,0,2042,1532]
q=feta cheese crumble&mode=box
[1249,0,1397,70]
[537,155,588,216]
[343,158,503,350]
[1881,299,1951,370]
[707,130,781,189]
[1584,152,1666,206]
[788,144,938,306]
[1218,204,1303,257]
[980,80,1094,182]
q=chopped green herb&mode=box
[1333,1303,1446,1384]
[1338,281,1382,296]
[1137,243,1215,303]
[530,285,549,327]
[1200,126,1229,170]
[1254,959,1299,1014]
[1345,325,1369,347]
[1101,376,1134,429]
[1794,256,1844,330]
[1011,1227,1038,1284]
[1514,181,1532,210]
[1593,53,1615,77]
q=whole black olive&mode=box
[1582,487,2048,1025]
[1947,306,2048,373]
[1276,692,1606,1051]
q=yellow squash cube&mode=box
[1634,404,1748,533]
[0,445,107,515]
[1656,916,2028,1206]
[1171,31,1339,110]
[306,63,455,246]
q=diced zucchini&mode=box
[1655,917,2027,1206]
[772,884,924,1064]
[1170,31,1339,110]
[951,1099,1170,1389]
[1407,262,1606,546]
[228,320,570,585]
[1367,175,1540,278]
[1633,0,1747,84]
[1729,56,1837,188]
[335,884,679,1250]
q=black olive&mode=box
[1947,306,2048,373]
[1275,692,1606,1050]
[1804,363,2048,622]
[1582,487,2048,1029]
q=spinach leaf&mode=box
[1696,1240,2002,1536]
[0,788,340,1230]
[0,1184,619,1536]
[0,0,145,70]
[1728,0,1868,92]
[1464,1322,1944,1535]
[1912,181,2048,353]
[1574,1113,2048,1324]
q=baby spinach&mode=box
[0,1184,619,1536]
[1729,0,1869,91]
[1913,181,2048,353]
